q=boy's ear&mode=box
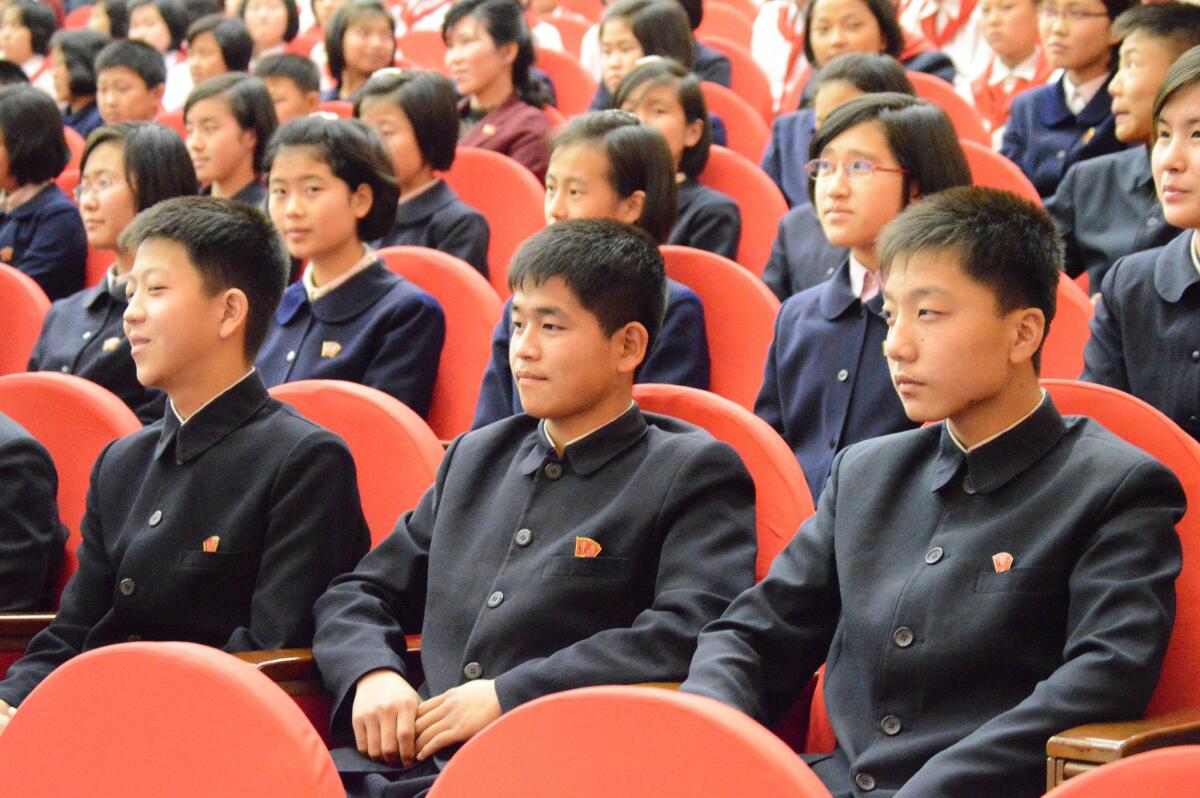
[1007,307,1046,368]
[350,182,373,220]
[216,287,250,345]
[613,321,650,375]
[616,189,645,225]
[304,90,321,112]
[150,82,166,104]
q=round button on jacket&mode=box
[463,662,483,680]
[962,477,976,495]
[855,772,876,791]
[893,627,914,648]
[118,578,137,597]
[148,510,163,526]
[515,528,532,547]
[924,547,944,565]
[881,715,902,736]
[544,462,563,480]
[486,591,504,608]
[837,369,849,382]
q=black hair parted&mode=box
[1153,43,1200,129]
[238,0,301,43]
[97,0,131,39]
[877,186,1062,372]
[82,122,200,211]
[1114,4,1200,62]
[613,56,711,177]
[186,14,255,73]
[0,84,69,184]
[51,29,112,99]
[326,0,395,88]
[128,0,191,51]
[9,1,57,56]
[96,39,168,88]
[356,68,461,171]
[804,0,904,67]
[815,52,915,97]
[186,73,279,173]
[603,0,693,69]
[253,52,321,93]
[507,218,667,350]
[442,0,551,108]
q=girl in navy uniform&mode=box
[29,123,198,423]
[50,29,110,139]
[323,0,397,101]
[356,68,490,277]
[257,115,446,418]
[185,73,277,208]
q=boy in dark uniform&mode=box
[0,197,371,735]
[682,187,1186,798]
[312,219,756,798]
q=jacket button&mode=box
[837,369,849,382]
[118,578,137,597]
[1147,217,1158,227]
[544,462,563,480]
[962,476,976,495]
[893,627,914,648]
[149,510,163,526]
[463,661,483,680]
[82,331,93,340]
[924,547,943,565]
[286,350,296,362]
[828,438,837,448]
[514,528,532,547]
[1191,416,1199,427]
[486,591,504,608]
[880,715,902,736]
[1191,351,1200,363]
[1055,149,1066,159]
[854,772,876,791]
[59,365,70,373]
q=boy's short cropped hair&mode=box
[1113,3,1200,57]
[253,52,321,94]
[128,0,190,51]
[355,68,460,171]
[95,39,168,89]
[51,29,111,98]
[83,122,200,210]
[0,84,69,185]
[507,218,667,350]
[186,14,254,73]
[0,60,29,86]
[815,52,916,97]
[10,1,57,56]
[185,73,278,172]
[119,196,289,357]
[878,186,1062,370]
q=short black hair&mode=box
[128,0,191,51]
[0,84,69,184]
[551,109,678,243]
[878,186,1061,371]
[356,68,460,171]
[82,122,200,211]
[1154,43,1200,128]
[119,196,289,358]
[254,51,321,93]
[95,39,168,89]
[51,29,112,99]
[673,0,701,30]
[97,0,131,39]
[507,218,667,353]
[804,0,904,66]
[1113,3,1200,61]
[183,0,223,26]
[613,56,711,177]
[443,0,549,108]
[326,0,395,89]
[603,0,693,70]
[185,73,279,172]
[0,60,28,86]
[238,0,301,43]
[808,93,971,205]
[9,1,57,56]
[186,14,254,73]
[264,115,400,240]
[815,52,915,96]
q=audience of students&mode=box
[50,28,110,137]
[185,72,276,206]
[185,13,253,86]
[971,0,1053,144]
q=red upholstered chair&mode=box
[709,0,758,22]
[55,168,79,202]
[155,108,186,139]
[318,99,353,118]
[907,71,990,147]
[695,2,754,48]
[633,384,812,580]
[543,103,567,129]
[0,262,50,375]
[376,246,503,440]
[961,139,1041,205]
[699,35,775,125]
[286,26,323,56]
[543,14,590,56]
[701,81,770,163]
[1044,746,1200,797]
[63,126,85,172]
[661,245,780,411]
[397,29,449,73]
[535,46,596,117]
[699,144,788,277]
[0,642,344,796]
[85,246,118,288]
[443,147,546,297]
[559,0,602,22]
[1042,272,1094,380]
[429,686,833,797]
[63,4,91,28]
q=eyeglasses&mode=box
[74,177,121,202]
[804,158,908,180]
[1038,6,1108,22]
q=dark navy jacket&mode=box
[1001,74,1128,198]
[1046,145,1177,293]
[379,179,490,278]
[761,108,815,209]
[693,41,731,87]
[0,183,87,300]
[472,280,710,428]
[0,373,371,707]
[668,177,741,260]
[756,260,916,500]
[256,261,445,419]
[1083,231,1200,440]
[28,280,166,424]
[762,203,848,301]
[63,102,103,139]
[0,412,66,612]
[684,398,1183,797]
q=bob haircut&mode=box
[8,1,57,56]
[264,115,400,241]
[550,109,678,244]
[238,0,301,43]
[807,92,970,205]
[442,0,549,108]
[254,51,321,93]
[0,84,69,184]
[186,14,255,73]
[127,0,191,51]
[326,0,395,87]
[803,0,904,67]
[96,0,131,39]
[95,39,168,88]
[613,56,712,178]
[185,73,279,173]
[814,52,915,96]
[601,0,693,70]
[81,122,200,211]
[51,29,112,99]
[355,68,461,171]
[1153,44,1200,129]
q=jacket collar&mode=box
[274,261,397,324]
[83,280,114,311]
[1153,230,1200,304]
[1038,72,1113,128]
[818,258,882,320]
[517,404,649,477]
[676,177,702,215]
[931,395,1066,493]
[1126,145,1154,193]
[458,91,522,123]
[396,179,456,226]
[2,183,60,220]
[153,371,271,464]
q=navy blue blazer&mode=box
[668,178,741,260]
[693,41,732,87]
[379,179,490,278]
[0,183,86,300]
[256,261,445,419]
[28,280,166,424]
[756,260,917,500]
[762,203,848,300]
[0,373,371,707]
[1046,145,1177,293]
[0,412,66,612]
[1001,74,1128,198]
[63,102,103,139]
[1082,230,1200,439]
[472,280,711,429]
[761,108,815,209]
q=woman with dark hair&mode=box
[442,0,552,179]
[186,14,254,86]
[185,73,278,206]
[0,1,58,96]
[240,0,300,65]
[324,0,396,100]
[51,29,111,138]
[88,0,131,39]
[28,123,199,423]
[591,0,692,111]
[127,0,194,109]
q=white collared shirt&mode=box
[947,389,1048,452]
[988,47,1043,91]
[847,254,879,302]
[302,245,377,303]
[1191,233,1200,279]
[1062,72,1107,117]
[542,401,638,452]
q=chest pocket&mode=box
[175,549,255,573]
[974,567,1065,594]
[542,555,634,581]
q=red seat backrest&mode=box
[55,168,80,203]
[558,0,603,22]
[155,109,186,140]
[396,29,449,74]
[701,81,770,163]
[908,71,990,147]
[695,2,753,48]
[318,99,353,118]
[1042,273,1094,380]
[699,35,774,125]
[85,247,118,288]
[0,263,51,376]
[1043,746,1200,797]
[698,144,788,277]
[534,46,597,117]
[63,126,85,172]
[543,14,591,56]
[961,139,1041,205]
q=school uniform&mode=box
[256,259,446,419]
[313,405,757,795]
[0,412,67,612]
[683,396,1184,797]
[693,41,732,87]
[761,108,815,209]
[1082,230,1200,440]
[458,93,553,181]
[669,178,741,260]
[896,0,987,86]
[379,179,490,278]
[200,180,268,211]
[63,101,104,139]
[970,48,1054,145]
[472,280,711,429]
[0,183,87,301]
[762,203,849,300]
[20,54,56,99]
[1046,145,1177,294]
[0,371,372,708]
[756,258,917,500]
[28,273,166,424]
[1001,74,1128,198]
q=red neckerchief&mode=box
[970,49,1054,132]
[26,55,51,84]
[918,0,979,48]
[399,0,452,32]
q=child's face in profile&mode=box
[359,96,428,191]
[979,0,1039,66]
[619,82,702,172]
[0,7,33,64]
[544,142,642,226]
[97,66,164,124]
[188,31,230,86]
[1038,0,1111,73]
[599,18,643,94]
[263,76,318,124]
[1153,82,1200,230]
[1110,31,1178,146]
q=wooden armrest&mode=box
[638,682,681,690]
[0,613,55,651]
[234,635,424,684]
[1046,709,1200,789]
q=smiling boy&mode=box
[682,187,1185,798]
